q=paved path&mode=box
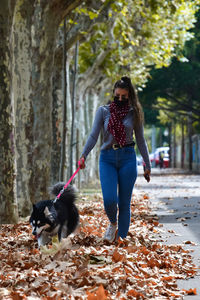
[135,167,200,299]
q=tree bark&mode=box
[188,111,193,171]
[168,123,172,168]
[59,19,67,182]
[0,0,18,223]
[181,121,185,168]
[52,46,63,184]
[70,42,79,178]
[173,120,177,168]
[11,0,36,216]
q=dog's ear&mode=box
[44,206,55,224]
[44,206,50,217]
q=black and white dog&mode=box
[29,182,79,247]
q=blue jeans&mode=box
[99,146,137,238]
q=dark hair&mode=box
[113,76,144,127]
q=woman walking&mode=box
[79,76,151,243]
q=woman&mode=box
[79,76,151,243]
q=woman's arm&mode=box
[134,123,151,171]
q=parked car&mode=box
[143,147,170,168]
[154,147,170,168]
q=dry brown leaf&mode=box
[112,249,126,263]
[183,288,197,295]
[127,289,145,299]
[87,285,107,300]
[0,192,197,300]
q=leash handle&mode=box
[55,159,83,200]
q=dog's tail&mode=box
[50,182,76,203]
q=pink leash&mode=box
[54,160,82,201]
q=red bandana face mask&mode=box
[107,100,130,146]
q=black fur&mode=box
[29,182,79,247]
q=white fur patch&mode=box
[34,224,46,236]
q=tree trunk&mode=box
[181,121,185,168]
[70,42,79,178]
[52,48,63,184]
[59,19,67,182]
[0,0,18,223]
[12,0,36,217]
[28,5,58,203]
[168,123,172,168]
[173,120,177,168]
[76,128,80,188]
[66,59,72,181]
[188,111,193,171]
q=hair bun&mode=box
[121,76,131,85]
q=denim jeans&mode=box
[99,146,137,238]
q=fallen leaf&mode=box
[0,192,197,300]
[87,285,107,300]
[112,249,126,263]
[183,288,197,295]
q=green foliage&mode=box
[75,7,99,20]
[139,8,200,130]
[78,23,109,73]
[78,0,199,88]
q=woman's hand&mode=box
[144,169,150,182]
[79,157,85,169]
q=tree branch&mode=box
[65,0,115,51]
[153,103,199,122]
[165,92,200,115]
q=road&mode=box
[135,167,200,299]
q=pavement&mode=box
[135,167,200,300]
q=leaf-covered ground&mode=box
[0,192,197,299]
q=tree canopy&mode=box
[77,0,199,90]
[139,9,200,130]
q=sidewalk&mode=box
[135,167,200,299]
